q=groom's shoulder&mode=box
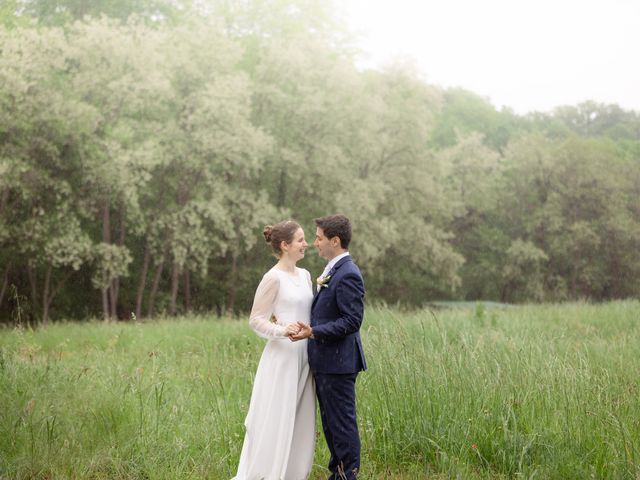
[338,262,365,294]
[339,258,363,278]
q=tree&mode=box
[552,101,640,140]
[0,25,94,322]
[442,134,507,300]
[501,239,548,302]
[13,0,187,25]
[429,88,521,154]
[338,65,464,302]
[499,134,640,300]
[138,18,275,316]
[58,18,173,319]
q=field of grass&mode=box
[1,301,639,479]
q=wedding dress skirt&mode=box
[233,267,316,480]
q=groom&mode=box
[291,214,367,480]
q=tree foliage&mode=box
[1,1,639,322]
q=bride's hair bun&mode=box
[263,220,301,258]
[263,225,274,243]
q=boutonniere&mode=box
[316,275,332,289]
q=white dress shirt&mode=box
[318,251,350,291]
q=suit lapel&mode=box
[330,255,351,274]
[311,255,352,311]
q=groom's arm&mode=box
[311,273,364,341]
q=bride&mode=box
[232,220,316,480]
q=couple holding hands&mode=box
[232,214,367,480]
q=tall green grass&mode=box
[1,301,638,479]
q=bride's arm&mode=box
[304,269,313,293]
[249,271,287,339]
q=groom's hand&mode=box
[289,321,313,341]
[284,324,301,337]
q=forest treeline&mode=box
[1,0,639,323]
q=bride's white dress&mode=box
[233,266,316,480]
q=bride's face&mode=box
[283,228,308,262]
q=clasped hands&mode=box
[272,314,312,341]
[284,322,312,341]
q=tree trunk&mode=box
[110,205,126,319]
[184,269,191,312]
[26,262,38,319]
[40,267,72,324]
[148,256,165,318]
[169,261,180,316]
[276,168,286,208]
[102,201,112,319]
[42,265,52,324]
[500,281,510,303]
[0,264,10,310]
[102,201,111,243]
[102,288,109,322]
[227,252,239,315]
[136,242,151,319]
[0,189,8,216]
[108,280,117,319]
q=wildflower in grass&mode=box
[24,399,36,415]
[471,444,477,450]
[175,437,186,451]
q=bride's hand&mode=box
[284,324,301,337]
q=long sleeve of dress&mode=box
[304,269,313,296]
[249,270,286,339]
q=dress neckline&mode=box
[273,266,299,276]
[273,267,302,285]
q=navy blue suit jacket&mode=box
[308,255,367,374]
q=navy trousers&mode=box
[314,372,360,480]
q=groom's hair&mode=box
[315,214,351,249]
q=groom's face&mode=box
[314,227,334,260]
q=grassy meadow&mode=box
[1,302,639,479]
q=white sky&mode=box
[342,0,640,114]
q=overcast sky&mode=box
[342,0,640,114]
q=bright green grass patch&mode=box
[1,301,639,479]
